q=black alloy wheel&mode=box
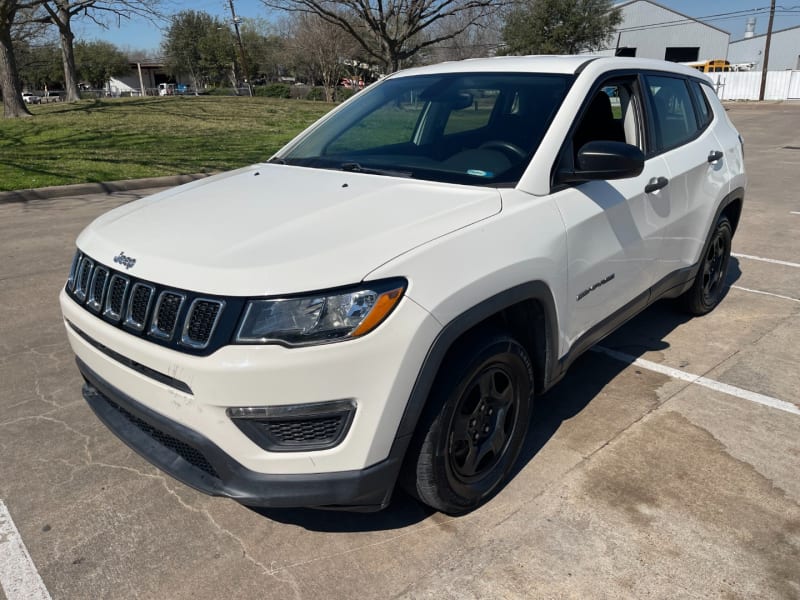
[681,215,732,315]
[402,330,534,515]
[447,365,519,484]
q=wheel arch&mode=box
[393,281,560,447]
[721,188,744,235]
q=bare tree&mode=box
[287,12,357,100]
[37,0,164,102]
[425,6,503,63]
[261,0,508,73]
[1,0,42,118]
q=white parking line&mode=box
[731,285,800,303]
[790,211,800,215]
[732,253,800,269]
[592,346,800,416]
[0,501,51,600]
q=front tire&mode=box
[402,330,534,515]
[680,215,732,315]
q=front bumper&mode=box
[61,283,441,508]
[79,358,404,510]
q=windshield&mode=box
[278,72,572,186]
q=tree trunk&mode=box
[54,3,79,102]
[0,2,32,118]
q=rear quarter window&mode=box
[688,80,713,128]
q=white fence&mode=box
[706,71,800,101]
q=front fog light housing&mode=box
[235,278,406,346]
[227,400,356,452]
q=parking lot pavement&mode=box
[1,104,798,599]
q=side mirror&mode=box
[557,140,645,184]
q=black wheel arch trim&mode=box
[391,281,560,448]
[708,186,744,237]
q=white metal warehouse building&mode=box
[728,26,800,71]
[591,0,731,63]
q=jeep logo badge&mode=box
[114,251,137,270]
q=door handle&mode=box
[707,150,724,163]
[645,176,669,194]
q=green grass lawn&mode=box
[0,96,333,191]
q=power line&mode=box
[616,6,800,33]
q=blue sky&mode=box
[74,1,800,54]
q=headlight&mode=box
[235,279,406,346]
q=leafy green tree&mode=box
[15,42,63,90]
[163,10,237,91]
[74,40,128,88]
[502,0,622,55]
[239,18,287,83]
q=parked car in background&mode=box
[61,56,745,515]
[41,91,63,103]
[22,92,40,104]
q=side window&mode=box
[647,75,699,151]
[688,80,712,128]
[571,79,643,158]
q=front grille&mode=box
[267,416,345,444]
[102,394,219,479]
[66,251,236,356]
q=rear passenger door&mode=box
[644,74,730,275]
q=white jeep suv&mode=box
[61,56,745,514]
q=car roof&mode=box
[390,55,707,80]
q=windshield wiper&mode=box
[340,162,412,178]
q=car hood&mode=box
[77,164,501,296]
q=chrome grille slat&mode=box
[124,283,155,331]
[74,257,94,302]
[149,292,186,340]
[86,267,110,312]
[103,275,130,321]
[67,251,81,292]
[181,299,225,349]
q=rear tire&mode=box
[402,330,533,515]
[680,215,732,315]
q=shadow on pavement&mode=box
[249,490,434,532]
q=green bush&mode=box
[205,87,234,96]
[336,87,357,102]
[305,86,326,101]
[256,84,291,98]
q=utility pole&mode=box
[227,0,252,96]
[758,0,776,101]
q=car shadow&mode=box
[249,489,435,532]
[251,261,743,531]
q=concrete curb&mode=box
[0,173,212,204]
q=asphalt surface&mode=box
[1,103,798,599]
